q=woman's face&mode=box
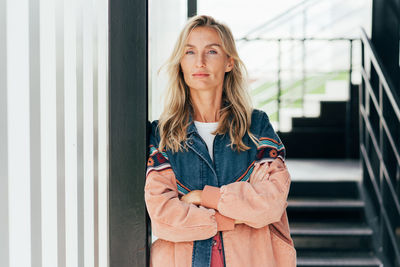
[180,26,234,94]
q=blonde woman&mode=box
[145,15,296,267]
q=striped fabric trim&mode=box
[176,179,191,195]
[235,157,285,183]
[235,137,286,182]
[146,163,191,195]
[149,145,169,160]
[235,162,255,182]
[146,144,172,177]
[147,145,192,195]
[147,139,285,191]
[146,163,172,177]
[257,137,285,151]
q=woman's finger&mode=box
[260,162,271,180]
[181,195,187,203]
[250,162,264,184]
[181,192,193,204]
[256,164,266,180]
[251,162,271,184]
[249,163,258,181]
[249,163,261,184]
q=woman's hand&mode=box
[181,163,270,224]
[249,162,270,185]
[232,162,270,225]
[181,190,202,206]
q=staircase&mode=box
[287,180,382,267]
[279,100,347,158]
[278,84,360,159]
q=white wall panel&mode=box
[0,0,9,266]
[76,0,85,266]
[55,0,66,265]
[92,0,99,265]
[97,0,109,265]
[6,0,32,266]
[83,0,95,266]
[2,0,109,266]
[29,0,42,265]
[40,0,59,266]
[64,0,79,266]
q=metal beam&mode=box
[188,0,197,18]
[371,0,400,94]
[109,0,150,266]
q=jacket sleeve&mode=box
[200,112,291,229]
[144,122,234,243]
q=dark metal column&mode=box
[371,0,400,99]
[188,0,197,18]
[109,0,150,266]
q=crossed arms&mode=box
[144,154,290,242]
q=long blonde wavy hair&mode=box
[158,15,258,153]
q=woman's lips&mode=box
[192,73,209,77]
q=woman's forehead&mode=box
[185,26,223,47]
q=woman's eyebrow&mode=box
[185,43,222,48]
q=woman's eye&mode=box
[185,50,194,55]
[208,50,217,54]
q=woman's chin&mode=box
[188,84,221,93]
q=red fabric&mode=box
[210,232,224,267]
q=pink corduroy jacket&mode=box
[145,156,296,267]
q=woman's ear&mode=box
[225,57,234,72]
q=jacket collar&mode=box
[186,112,197,136]
[186,112,226,136]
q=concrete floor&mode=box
[285,158,362,181]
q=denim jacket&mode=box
[145,109,296,267]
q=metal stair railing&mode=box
[239,0,318,40]
[239,0,360,43]
[360,27,400,266]
[234,0,366,132]
[244,37,357,131]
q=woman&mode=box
[145,15,296,267]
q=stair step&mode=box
[283,178,380,265]
[287,199,365,223]
[288,199,365,209]
[289,181,360,199]
[287,127,345,133]
[297,252,382,267]
[291,225,373,236]
[297,258,381,267]
[279,131,347,158]
[280,133,347,158]
[292,116,346,128]
[319,101,347,120]
[291,223,373,251]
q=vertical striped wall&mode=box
[0,0,109,266]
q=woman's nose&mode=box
[195,53,206,68]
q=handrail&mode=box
[240,0,316,39]
[360,69,400,165]
[360,28,400,120]
[359,26,400,266]
[241,37,358,42]
[241,37,356,130]
[239,0,355,42]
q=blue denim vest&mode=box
[149,109,285,267]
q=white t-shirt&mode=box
[194,120,219,161]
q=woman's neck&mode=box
[190,88,222,122]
